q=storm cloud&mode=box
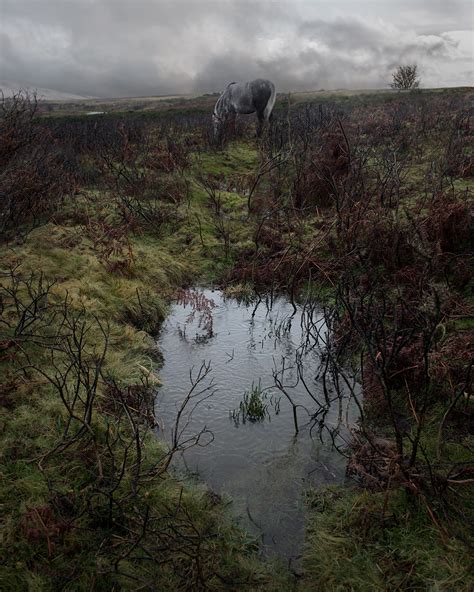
[0,0,472,97]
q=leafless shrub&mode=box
[238,95,474,540]
[0,91,77,239]
[0,90,39,166]
[195,173,233,257]
[0,263,58,351]
[96,121,188,234]
[391,64,420,90]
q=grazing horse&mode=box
[212,79,276,139]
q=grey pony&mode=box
[212,79,276,138]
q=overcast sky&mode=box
[0,0,472,97]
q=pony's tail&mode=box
[263,83,276,120]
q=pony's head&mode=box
[212,111,222,140]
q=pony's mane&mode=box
[214,83,236,116]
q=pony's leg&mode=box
[265,112,274,137]
[256,113,264,138]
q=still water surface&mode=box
[156,290,358,560]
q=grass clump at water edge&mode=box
[231,382,281,425]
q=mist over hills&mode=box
[0,80,96,101]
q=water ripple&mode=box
[155,290,359,559]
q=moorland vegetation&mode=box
[1,86,473,590]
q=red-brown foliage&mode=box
[21,505,71,556]
[292,131,350,209]
[0,92,77,238]
[426,194,473,255]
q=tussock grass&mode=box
[302,486,474,591]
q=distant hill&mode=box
[0,80,96,101]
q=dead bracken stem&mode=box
[176,288,216,339]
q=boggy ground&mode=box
[0,87,473,590]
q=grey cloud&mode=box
[0,1,472,97]
[195,50,384,94]
[299,19,384,52]
[193,16,468,93]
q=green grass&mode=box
[453,317,474,331]
[302,486,474,591]
[191,140,258,176]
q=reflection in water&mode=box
[155,290,359,560]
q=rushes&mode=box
[231,382,280,425]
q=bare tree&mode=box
[391,64,420,90]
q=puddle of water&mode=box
[155,289,359,560]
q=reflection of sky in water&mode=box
[155,290,360,560]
